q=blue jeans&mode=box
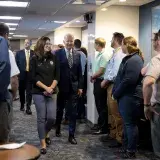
[33,94,55,140]
[118,96,142,152]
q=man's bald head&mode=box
[63,33,74,50]
[24,38,32,50]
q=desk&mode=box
[0,144,40,160]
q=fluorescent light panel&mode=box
[76,20,80,23]
[54,21,67,24]
[0,1,28,7]
[6,23,18,26]
[9,28,16,30]
[9,33,14,35]
[0,16,21,20]
[13,35,28,37]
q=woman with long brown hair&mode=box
[30,36,60,154]
[112,37,144,159]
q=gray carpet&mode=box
[10,100,158,160]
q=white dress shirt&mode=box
[8,50,20,89]
[104,47,126,81]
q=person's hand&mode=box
[45,87,53,94]
[90,76,93,83]
[101,80,107,88]
[78,89,83,96]
[144,105,160,120]
[112,95,115,100]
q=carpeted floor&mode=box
[10,100,159,160]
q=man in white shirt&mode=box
[8,50,20,100]
[101,33,125,147]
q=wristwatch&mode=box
[144,104,151,107]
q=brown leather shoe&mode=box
[62,119,69,125]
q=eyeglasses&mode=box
[45,43,51,46]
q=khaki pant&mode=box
[107,84,123,143]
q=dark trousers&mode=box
[93,79,108,132]
[118,96,142,152]
[0,97,12,143]
[56,91,78,136]
[19,72,32,109]
[77,94,86,119]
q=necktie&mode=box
[26,50,30,71]
[68,51,73,68]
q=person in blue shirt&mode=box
[74,39,87,121]
[0,22,11,143]
[112,36,144,159]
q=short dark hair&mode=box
[58,44,64,49]
[113,32,124,45]
[80,47,88,57]
[0,23,9,36]
[154,30,160,41]
[74,39,81,48]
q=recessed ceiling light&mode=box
[0,16,21,20]
[54,21,67,24]
[6,23,18,26]
[76,20,80,23]
[0,1,28,7]
[9,28,16,30]
[13,35,28,38]
[101,8,107,11]
[119,0,126,2]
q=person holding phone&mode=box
[30,36,60,154]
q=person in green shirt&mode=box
[91,37,111,134]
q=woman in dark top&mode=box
[30,36,60,154]
[112,37,144,159]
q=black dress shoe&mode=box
[20,106,25,111]
[40,148,47,155]
[91,124,99,131]
[100,135,113,142]
[45,137,51,146]
[108,142,122,148]
[56,125,61,137]
[68,136,77,145]
[26,109,32,115]
[92,130,107,135]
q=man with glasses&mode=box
[16,39,34,115]
[143,30,160,158]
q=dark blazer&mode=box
[15,49,34,80]
[112,53,143,100]
[30,53,60,94]
[0,36,11,100]
[55,48,83,93]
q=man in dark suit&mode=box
[15,39,34,115]
[55,34,83,145]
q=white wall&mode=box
[82,29,88,49]
[96,5,139,51]
[53,27,82,45]
[20,39,24,49]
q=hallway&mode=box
[10,101,156,160]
